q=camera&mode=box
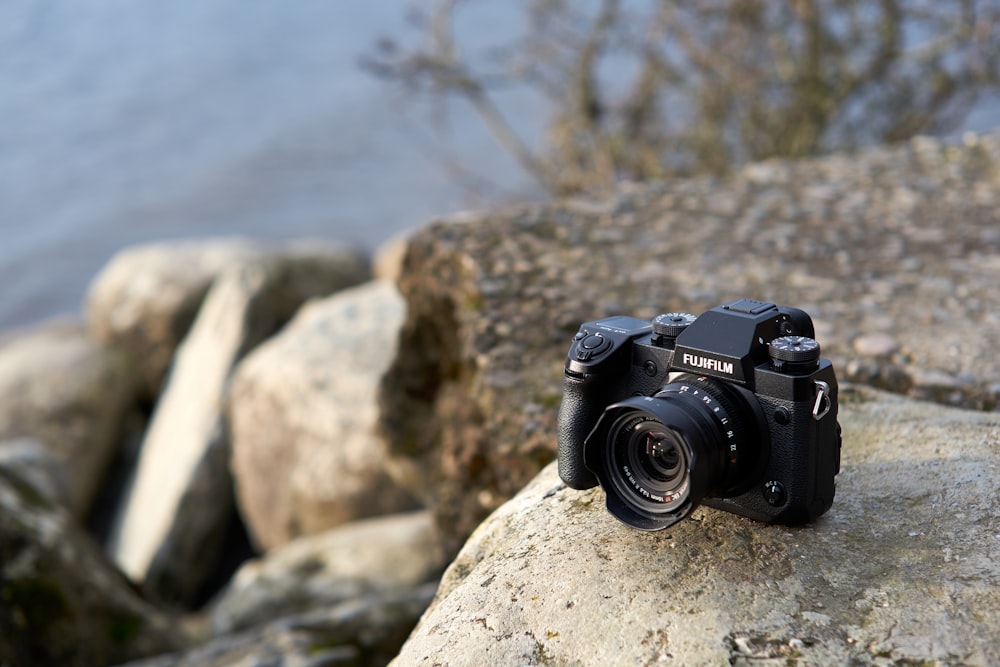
[557,298,841,531]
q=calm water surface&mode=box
[0,1,535,331]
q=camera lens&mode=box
[638,429,682,482]
[616,421,691,510]
[583,375,762,531]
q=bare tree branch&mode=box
[365,0,1000,196]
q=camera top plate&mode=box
[671,299,814,385]
[566,316,650,373]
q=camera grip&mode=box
[557,374,600,490]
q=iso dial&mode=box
[651,312,697,347]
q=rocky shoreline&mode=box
[2,132,999,666]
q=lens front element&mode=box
[640,430,682,481]
[583,375,760,531]
[613,417,692,512]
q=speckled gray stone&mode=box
[392,387,1000,667]
[380,133,1000,550]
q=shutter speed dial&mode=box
[769,335,820,372]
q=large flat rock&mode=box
[392,387,1000,666]
[380,133,1000,549]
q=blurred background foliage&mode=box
[366,0,1000,195]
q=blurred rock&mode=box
[0,466,185,667]
[852,332,900,358]
[842,358,914,396]
[379,133,1000,551]
[108,245,369,605]
[230,280,417,551]
[118,584,437,667]
[0,321,140,517]
[373,231,411,284]
[210,510,447,634]
[392,387,1000,666]
[86,238,264,398]
[908,368,972,407]
[0,438,70,509]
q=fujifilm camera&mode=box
[557,298,841,531]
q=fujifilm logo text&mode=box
[682,353,734,375]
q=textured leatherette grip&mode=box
[557,374,600,489]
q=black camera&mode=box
[557,298,840,531]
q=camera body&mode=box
[557,298,840,530]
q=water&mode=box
[0,1,537,331]
[2,2,997,333]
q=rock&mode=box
[210,510,447,634]
[908,368,972,407]
[373,231,411,284]
[229,280,417,551]
[0,321,140,517]
[0,438,71,509]
[118,584,437,667]
[108,245,369,605]
[842,358,913,397]
[86,238,265,398]
[379,133,1000,549]
[0,466,186,667]
[392,387,1000,666]
[852,332,900,358]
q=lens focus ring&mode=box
[652,375,747,488]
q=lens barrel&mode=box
[583,375,760,531]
